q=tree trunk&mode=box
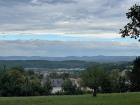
[92,88,97,97]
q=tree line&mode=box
[0,67,52,96]
[81,57,140,96]
[0,57,140,96]
[0,66,83,96]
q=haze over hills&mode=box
[0,56,136,62]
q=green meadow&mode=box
[0,92,139,105]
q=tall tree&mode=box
[130,57,140,91]
[120,4,140,41]
[43,77,52,95]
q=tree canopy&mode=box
[130,57,140,91]
[81,65,112,96]
[62,79,76,95]
[120,4,140,41]
[0,67,52,96]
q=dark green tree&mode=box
[0,67,45,96]
[110,70,120,92]
[62,79,76,95]
[110,69,129,93]
[118,76,128,92]
[81,65,111,96]
[43,78,52,95]
[130,57,140,91]
[120,4,140,41]
[0,68,27,96]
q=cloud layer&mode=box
[0,0,139,56]
[0,0,139,37]
[0,40,139,56]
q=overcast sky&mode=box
[0,0,140,56]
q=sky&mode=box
[0,0,140,56]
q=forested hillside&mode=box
[0,60,132,70]
[0,60,93,69]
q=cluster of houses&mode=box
[32,67,131,93]
[37,70,83,93]
[50,78,81,93]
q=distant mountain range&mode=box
[0,56,137,62]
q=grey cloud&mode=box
[37,0,76,4]
[0,0,30,6]
[0,40,139,56]
[0,0,139,35]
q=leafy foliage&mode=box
[130,57,140,91]
[62,79,77,95]
[42,77,53,95]
[120,4,140,41]
[0,67,52,96]
[81,65,130,94]
[81,65,111,93]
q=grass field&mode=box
[0,92,139,105]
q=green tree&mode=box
[130,57,140,91]
[62,79,76,95]
[0,68,26,96]
[110,70,129,93]
[110,70,120,92]
[118,76,128,92]
[43,78,52,95]
[0,67,45,96]
[61,73,69,80]
[81,65,111,96]
[120,4,140,41]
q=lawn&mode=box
[0,92,139,105]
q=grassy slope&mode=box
[0,92,139,105]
